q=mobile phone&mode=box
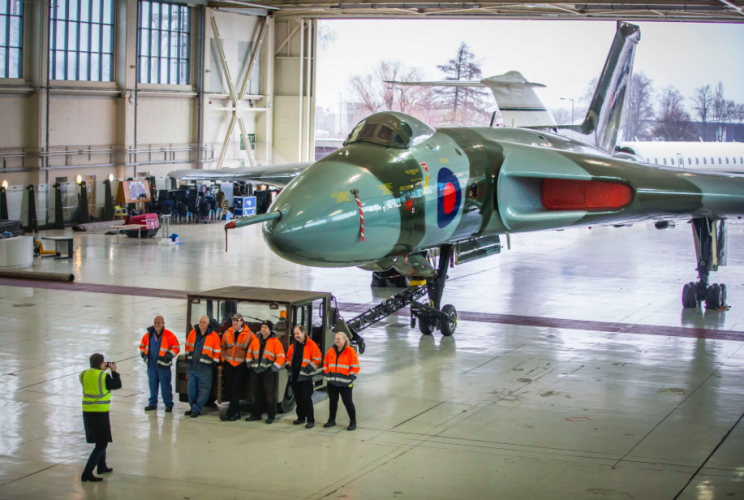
[105,362,113,368]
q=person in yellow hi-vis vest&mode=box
[79,353,122,482]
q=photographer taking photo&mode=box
[79,353,122,482]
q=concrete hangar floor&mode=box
[1,222,743,499]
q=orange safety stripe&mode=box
[221,327,255,366]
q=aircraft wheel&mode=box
[440,305,457,337]
[418,314,433,335]
[682,283,697,308]
[705,284,723,309]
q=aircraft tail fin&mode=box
[576,22,641,152]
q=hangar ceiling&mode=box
[211,0,744,23]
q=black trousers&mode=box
[83,442,108,476]
[291,379,314,422]
[251,370,278,418]
[328,384,356,421]
[224,363,247,417]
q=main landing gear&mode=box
[682,218,728,310]
[410,244,458,337]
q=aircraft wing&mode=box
[168,162,313,187]
[385,80,485,87]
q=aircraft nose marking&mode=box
[443,183,457,214]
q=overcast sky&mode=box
[315,20,744,118]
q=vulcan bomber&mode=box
[170,23,744,340]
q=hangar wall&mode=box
[0,1,317,199]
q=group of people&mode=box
[78,313,361,482]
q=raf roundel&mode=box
[437,167,462,228]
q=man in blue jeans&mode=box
[184,315,221,418]
[139,316,180,413]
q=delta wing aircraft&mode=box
[170,23,744,338]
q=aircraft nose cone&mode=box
[263,161,399,267]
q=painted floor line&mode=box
[2,278,743,341]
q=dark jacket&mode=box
[83,371,122,444]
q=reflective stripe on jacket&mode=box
[185,328,222,365]
[323,345,360,387]
[247,334,286,373]
[286,338,322,381]
[221,326,255,366]
[139,328,181,368]
[80,369,111,412]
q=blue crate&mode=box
[233,207,257,217]
[234,196,256,209]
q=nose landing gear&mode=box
[682,219,728,310]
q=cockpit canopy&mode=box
[344,112,435,149]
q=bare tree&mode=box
[575,77,599,121]
[435,42,490,126]
[712,82,736,142]
[692,84,712,141]
[348,73,383,115]
[316,25,337,52]
[733,103,744,142]
[623,71,655,141]
[653,85,692,142]
[552,108,571,125]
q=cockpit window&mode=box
[377,125,394,142]
[344,112,435,150]
[360,122,377,138]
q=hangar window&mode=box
[138,0,190,85]
[50,0,115,81]
[0,0,23,79]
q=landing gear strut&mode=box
[411,244,458,336]
[683,219,727,309]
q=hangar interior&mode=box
[1,0,744,499]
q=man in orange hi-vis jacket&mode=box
[139,315,180,413]
[245,320,285,424]
[184,315,221,418]
[219,313,255,422]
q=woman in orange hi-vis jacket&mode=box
[323,332,360,431]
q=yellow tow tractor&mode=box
[175,287,336,414]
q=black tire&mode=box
[418,314,433,335]
[179,392,189,403]
[720,284,727,306]
[440,304,457,336]
[705,284,723,309]
[682,283,696,308]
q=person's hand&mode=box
[110,362,118,372]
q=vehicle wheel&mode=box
[682,283,696,308]
[418,314,433,335]
[440,304,457,336]
[705,284,723,309]
[358,339,366,355]
[179,392,189,403]
[720,284,727,306]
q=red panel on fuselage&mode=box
[541,179,633,211]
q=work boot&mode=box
[265,417,275,424]
[184,410,192,416]
[165,407,173,413]
[293,419,306,425]
[81,474,103,482]
[228,413,241,422]
[347,420,356,431]
[190,412,200,418]
[245,415,262,422]
[97,466,113,474]
[144,406,156,411]
[219,413,228,422]
[324,420,336,428]
[305,422,315,429]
